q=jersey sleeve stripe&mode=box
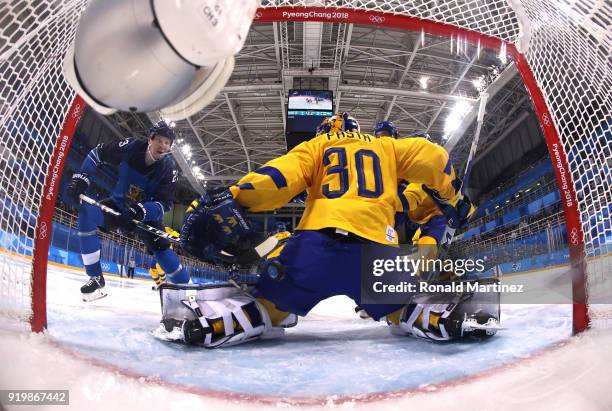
[238,183,255,190]
[444,158,453,175]
[397,186,410,211]
[254,166,288,189]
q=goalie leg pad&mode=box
[391,279,501,341]
[154,283,293,348]
[183,294,284,348]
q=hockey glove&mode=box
[119,202,146,232]
[180,187,254,262]
[199,187,253,248]
[422,185,474,230]
[179,202,220,261]
[65,173,90,207]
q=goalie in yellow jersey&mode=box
[160,112,499,348]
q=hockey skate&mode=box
[442,309,503,338]
[81,275,107,302]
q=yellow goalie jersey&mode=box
[231,132,457,245]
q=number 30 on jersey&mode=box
[322,147,383,199]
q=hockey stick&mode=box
[219,235,279,266]
[79,194,181,245]
[430,92,489,280]
[80,194,280,267]
[460,92,489,199]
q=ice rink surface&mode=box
[1,262,612,410]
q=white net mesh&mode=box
[514,1,611,306]
[0,0,609,329]
[0,0,87,322]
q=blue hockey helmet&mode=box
[408,132,432,141]
[316,112,360,135]
[374,120,399,138]
[149,120,176,143]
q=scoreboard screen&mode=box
[286,90,333,134]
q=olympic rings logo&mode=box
[39,222,48,240]
[71,103,83,119]
[570,227,580,245]
[369,15,385,24]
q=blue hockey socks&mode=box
[155,248,189,284]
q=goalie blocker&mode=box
[179,187,280,266]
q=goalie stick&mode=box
[429,92,489,280]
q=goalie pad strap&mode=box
[400,303,452,341]
[205,296,274,348]
[227,299,250,335]
[206,300,235,336]
[181,290,214,345]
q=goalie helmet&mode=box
[316,112,360,135]
[374,120,399,138]
[408,132,432,141]
[63,0,260,121]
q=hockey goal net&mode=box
[0,0,609,333]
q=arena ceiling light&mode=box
[419,76,429,89]
[181,144,193,160]
[443,100,473,138]
[192,165,205,180]
[472,76,485,91]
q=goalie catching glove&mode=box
[179,187,277,265]
[422,185,475,230]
